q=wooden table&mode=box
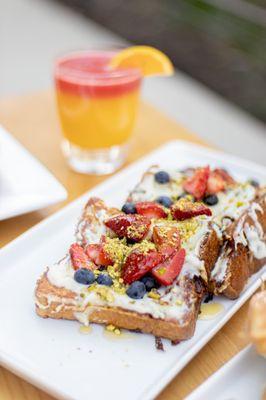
[0,91,250,400]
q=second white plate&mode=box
[186,345,266,400]
[0,125,67,220]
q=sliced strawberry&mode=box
[207,169,235,195]
[207,171,225,194]
[104,214,150,242]
[153,225,181,258]
[152,248,186,286]
[183,166,210,200]
[86,243,113,266]
[213,168,235,185]
[135,201,168,220]
[69,243,96,270]
[171,199,212,221]
[122,249,162,284]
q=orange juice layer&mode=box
[56,87,140,149]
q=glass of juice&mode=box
[55,50,142,174]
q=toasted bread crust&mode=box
[35,274,204,341]
[199,228,221,280]
[76,197,120,246]
[211,192,266,299]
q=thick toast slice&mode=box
[127,165,266,298]
[210,189,266,298]
[36,197,218,341]
[36,271,203,341]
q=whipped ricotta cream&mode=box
[46,255,190,322]
[233,202,266,258]
[211,184,256,226]
[129,167,256,229]
[212,200,266,284]
[210,247,230,283]
[129,166,184,202]
[76,208,109,244]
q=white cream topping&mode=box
[76,208,109,244]
[46,256,190,322]
[244,225,266,259]
[211,250,229,283]
[130,167,256,229]
[233,202,265,257]
[213,200,266,284]
[129,166,184,202]
[47,257,82,293]
[181,217,211,280]
[233,214,248,248]
[248,203,264,236]
[211,184,256,226]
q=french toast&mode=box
[35,165,266,342]
[36,197,219,341]
[248,289,266,357]
[128,165,266,298]
[210,188,266,298]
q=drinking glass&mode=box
[54,50,142,174]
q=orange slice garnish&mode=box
[109,46,174,77]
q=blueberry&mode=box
[154,171,170,184]
[248,179,259,188]
[203,194,219,206]
[122,202,136,214]
[96,273,113,286]
[126,281,146,299]
[156,195,173,208]
[141,276,158,292]
[74,268,95,285]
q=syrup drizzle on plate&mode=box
[79,325,92,334]
[198,302,224,320]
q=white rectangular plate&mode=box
[0,140,265,400]
[0,125,67,220]
[186,345,266,400]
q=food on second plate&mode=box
[248,289,266,357]
[35,165,266,342]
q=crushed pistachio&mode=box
[89,285,115,302]
[127,223,146,239]
[176,218,200,242]
[103,237,129,266]
[106,324,116,332]
[131,240,156,254]
[112,279,126,294]
[148,290,161,300]
[156,267,166,276]
[159,300,169,306]
[106,324,121,335]
[87,283,97,292]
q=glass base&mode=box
[62,140,128,175]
